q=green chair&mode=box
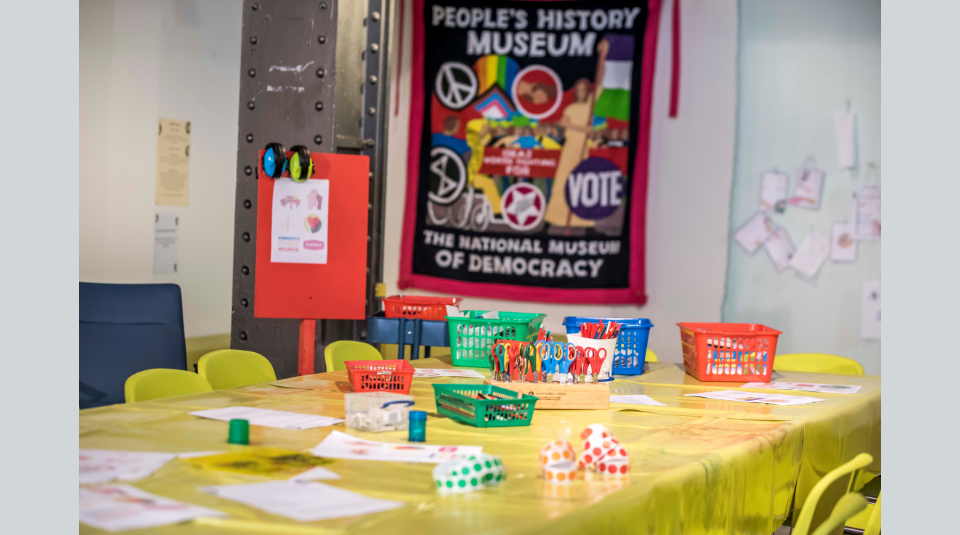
[324,340,383,372]
[646,348,658,362]
[792,453,873,535]
[773,353,864,376]
[198,349,277,390]
[125,369,213,403]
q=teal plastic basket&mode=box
[432,384,537,428]
[445,310,546,368]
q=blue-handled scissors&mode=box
[552,342,575,384]
[537,341,557,382]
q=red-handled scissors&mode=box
[568,346,585,383]
[585,347,608,382]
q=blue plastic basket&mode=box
[562,317,654,376]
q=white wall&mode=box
[383,0,738,361]
[80,0,241,338]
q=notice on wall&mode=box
[155,118,191,206]
[834,111,857,169]
[153,213,179,274]
[852,184,881,241]
[789,167,825,210]
[861,281,881,339]
[789,232,830,280]
[759,171,789,213]
[271,178,330,264]
[830,222,858,262]
[764,227,795,272]
[734,212,775,254]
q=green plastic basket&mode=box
[445,310,546,368]
[432,384,537,428]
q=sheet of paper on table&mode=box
[741,382,862,395]
[764,227,795,272]
[830,222,858,262]
[610,395,666,407]
[80,484,225,532]
[760,171,789,213]
[733,212,775,254]
[79,450,178,485]
[201,480,402,522]
[789,231,830,280]
[290,466,341,482]
[189,407,343,430]
[413,368,485,379]
[684,390,825,406]
[311,430,482,463]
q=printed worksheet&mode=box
[830,222,858,262]
[79,450,178,485]
[189,407,343,430]
[80,484,224,532]
[413,368,485,379]
[734,212,775,254]
[760,172,789,213]
[741,382,862,394]
[202,481,402,522]
[610,395,666,407]
[684,390,825,406]
[311,430,482,463]
[271,178,330,264]
[789,232,830,280]
[790,168,825,210]
[764,227,795,272]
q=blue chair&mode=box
[80,283,187,408]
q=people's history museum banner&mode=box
[399,0,662,304]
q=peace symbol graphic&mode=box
[428,146,467,206]
[500,182,546,232]
[435,62,478,110]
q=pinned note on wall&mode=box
[861,281,881,339]
[834,111,857,169]
[153,213,178,275]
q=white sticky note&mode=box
[764,227,795,272]
[153,213,179,275]
[760,172,789,213]
[862,282,881,339]
[610,395,666,407]
[789,232,830,280]
[834,111,857,169]
[734,212,775,254]
[271,178,330,264]
[830,222,858,262]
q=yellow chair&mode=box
[125,369,213,403]
[645,348,658,362]
[792,453,873,535]
[198,349,277,390]
[324,340,383,372]
[773,353,864,376]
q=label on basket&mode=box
[383,410,403,425]
[377,371,393,376]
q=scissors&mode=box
[585,347,608,382]
[568,346,585,383]
[552,342,574,384]
[536,341,558,382]
[521,343,539,383]
[491,343,507,382]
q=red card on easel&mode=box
[254,152,369,319]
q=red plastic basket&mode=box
[677,323,782,383]
[382,295,462,321]
[345,360,415,394]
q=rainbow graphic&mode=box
[473,55,519,99]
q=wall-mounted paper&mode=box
[834,111,857,169]
[789,168,825,210]
[861,282,881,339]
[763,227,795,272]
[155,118,191,206]
[271,178,330,264]
[830,222,858,262]
[853,184,881,241]
[153,213,178,274]
[789,232,830,280]
[734,212,775,254]
[759,171,789,213]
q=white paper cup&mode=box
[566,334,619,382]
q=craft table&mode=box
[79,359,880,534]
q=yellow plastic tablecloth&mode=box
[79,359,880,534]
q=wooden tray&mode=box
[484,380,609,410]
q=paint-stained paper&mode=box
[155,118,191,206]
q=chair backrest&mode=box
[198,349,277,390]
[80,283,187,409]
[862,492,881,535]
[810,493,868,535]
[793,453,874,535]
[773,353,864,376]
[324,341,383,372]
[646,348,658,362]
[125,369,212,403]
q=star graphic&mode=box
[505,187,541,223]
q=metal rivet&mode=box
[363,17,367,27]
[241,298,249,307]
[368,107,376,116]
[371,11,380,21]
[319,2,327,10]
[247,101,255,110]
[250,36,258,44]
[369,75,378,84]
[315,101,324,111]
[242,266,250,275]
[239,331,248,340]
[370,43,379,53]
[316,67,325,78]
[360,331,367,340]
[242,232,251,242]
[248,68,256,77]
[251,3,258,11]
[243,199,252,209]
[369,172,374,179]
[245,133,254,143]
[314,135,323,145]
[361,50,365,61]
[244,166,253,176]
[317,35,326,44]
